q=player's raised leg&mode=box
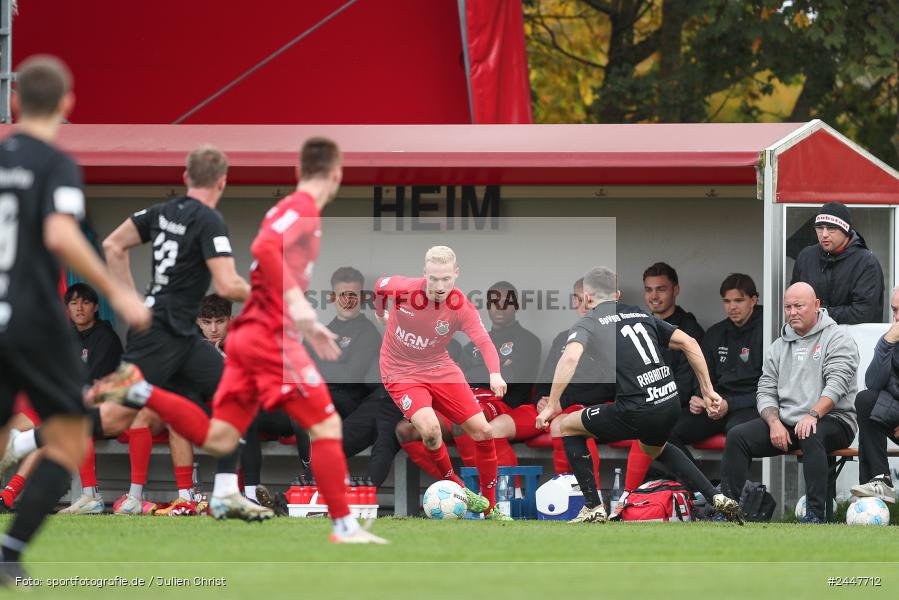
[273,362,386,544]
[558,410,607,523]
[457,411,509,520]
[388,384,489,514]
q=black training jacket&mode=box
[76,320,124,381]
[662,306,704,406]
[700,306,764,412]
[790,231,884,324]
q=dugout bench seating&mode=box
[85,431,898,519]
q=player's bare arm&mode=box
[101,218,142,293]
[489,372,507,398]
[47,213,150,331]
[285,286,340,361]
[667,328,722,412]
[795,395,833,440]
[206,256,250,302]
[536,341,583,429]
[761,406,791,451]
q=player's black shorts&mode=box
[123,322,222,407]
[0,326,88,425]
[579,399,680,447]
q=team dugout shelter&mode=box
[5,119,898,516]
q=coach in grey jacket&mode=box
[720,283,858,523]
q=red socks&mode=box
[552,436,571,474]
[494,438,518,468]
[310,438,350,520]
[0,474,25,508]
[625,440,653,491]
[79,437,97,488]
[174,466,193,491]
[400,441,443,479]
[128,427,152,486]
[400,441,457,484]
[425,443,464,487]
[455,435,517,468]
[474,439,498,510]
[452,434,476,467]
[145,387,211,446]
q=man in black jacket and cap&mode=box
[791,202,884,324]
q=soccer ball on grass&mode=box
[422,480,468,520]
[846,497,890,526]
[794,494,837,520]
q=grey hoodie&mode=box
[756,308,858,433]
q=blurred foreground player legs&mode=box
[1,144,253,517]
[536,267,743,525]
[0,55,151,584]
[375,247,511,521]
[91,138,387,543]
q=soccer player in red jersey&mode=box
[91,138,387,543]
[376,246,512,520]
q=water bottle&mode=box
[364,476,377,505]
[497,475,512,518]
[347,477,359,505]
[610,467,623,515]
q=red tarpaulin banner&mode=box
[463,0,533,124]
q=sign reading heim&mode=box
[372,186,500,231]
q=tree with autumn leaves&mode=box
[525,0,899,167]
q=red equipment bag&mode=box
[619,480,693,522]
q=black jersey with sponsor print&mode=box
[131,197,232,336]
[567,301,679,411]
[0,133,84,336]
[0,133,89,420]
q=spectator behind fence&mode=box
[850,285,899,504]
[65,282,123,381]
[790,201,884,324]
[720,282,858,523]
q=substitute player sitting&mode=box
[376,246,511,521]
[536,266,744,524]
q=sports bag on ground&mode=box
[619,480,693,522]
[738,480,777,522]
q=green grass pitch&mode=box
[1,515,897,599]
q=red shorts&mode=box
[213,324,335,434]
[471,387,541,440]
[385,368,481,426]
[13,393,41,426]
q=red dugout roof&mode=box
[0,121,896,201]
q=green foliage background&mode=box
[525,0,899,168]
